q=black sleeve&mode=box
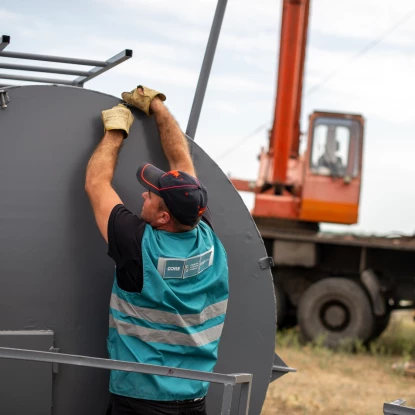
[107,204,146,293]
[201,206,214,230]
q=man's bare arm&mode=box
[85,130,124,243]
[121,86,195,176]
[85,104,133,242]
[150,98,196,177]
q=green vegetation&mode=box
[267,311,415,414]
[276,310,415,361]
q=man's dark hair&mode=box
[158,200,201,232]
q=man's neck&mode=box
[153,222,178,233]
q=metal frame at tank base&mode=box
[0,346,252,415]
[0,35,132,87]
[384,399,415,415]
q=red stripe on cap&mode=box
[159,184,199,191]
[141,164,161,191]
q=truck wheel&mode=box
[370,311,391,341]
[297,278,374,347]
[273,281,286,328]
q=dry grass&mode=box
[261,311,415,415]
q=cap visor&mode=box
[136,163,166,196]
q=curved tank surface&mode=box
[0,85,276,414]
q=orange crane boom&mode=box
[232,0,364,227]
[271,0,310,185]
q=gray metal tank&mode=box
[0,85,277,414]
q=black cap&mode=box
[136,163,208,226]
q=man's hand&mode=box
[122,85,166,116]
[102,104,134,138]
[122,83,195,176]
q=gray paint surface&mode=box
[0,85,276,415]
[0,331,54,415]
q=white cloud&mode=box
[94,0,281,47]
[209,101,239,115]
[210,73,268,93]
[220,32,278,54]
[95,0,280,26]
[304,46,415,123]
[310,0,415,46]
[88,36,193,63]
[233,53,277,72]
[0,8,23,22]
[95,0,216,26]
[117,59,198,88]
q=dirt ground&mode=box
[261,313,415,415]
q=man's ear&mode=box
[159,210,171,225]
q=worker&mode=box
[316,127,346,176]
[85,85,229,415]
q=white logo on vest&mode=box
[157,247,214,279]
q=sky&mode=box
[1,0,415,235]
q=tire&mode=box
[297,278,374,348]
[370,311,391,341]
[273,281,286,329]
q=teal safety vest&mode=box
[108,220,229,401]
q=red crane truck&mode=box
[231,0,415,347]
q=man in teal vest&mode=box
[85,86,229,415]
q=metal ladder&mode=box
[0,34,132,88]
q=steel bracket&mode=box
[259,256,274,270]
[49,346,60,374]
[0,89,10,109]
[0,35,10,52]
[384,399,415,414]
[270,353,296,383]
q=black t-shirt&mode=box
[107,204,214,293]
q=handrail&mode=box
[0,346,252,415]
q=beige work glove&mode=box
[101,104,134,138]
[121,85,166,116]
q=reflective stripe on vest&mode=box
[110,293,228,328]
[109,315,224,347]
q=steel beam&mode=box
[0,51,107,67]
[186,0,228,140]
[221,383,234,414]
[0,346,250,385]
[0,346,253,415]
[72,49,132,86]
[0,73,74,85]
[233,373,253,384]
[0,48,132,87]
[0,35,10,52]
[236,381,252,415]
[0,63,90,77]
